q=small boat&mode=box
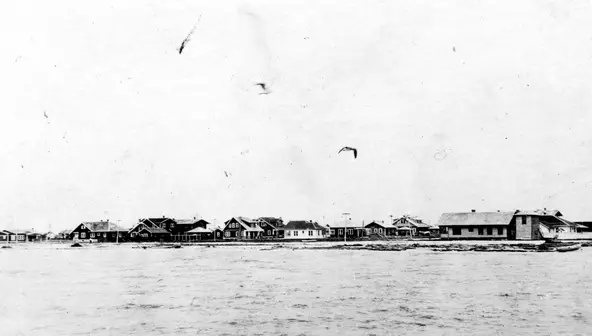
[556,243,581,252]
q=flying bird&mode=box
[43,111,48,119]
[178,16,201,54]
[255,83,271,95]
[452,46,456,52]
[224,171,231,178]
[338,146,358,159]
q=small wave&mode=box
[118,303,164,310]
[372,308,389,313]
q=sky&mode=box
[2,0,592,232]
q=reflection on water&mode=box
[0,243,591,335]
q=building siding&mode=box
[442,226,507,239]
[283,229,326,240]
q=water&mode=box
[0,243,591,335]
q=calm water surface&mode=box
[0,243,591,335]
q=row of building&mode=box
[64,215,438,243]
[3,208,588,243]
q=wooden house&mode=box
[438,210,515,240]
[3,229,35,242]
[26,232,47,242]
[70,221,128,242]
[329,220,366,240]
[254,217,284,238]
[128,221,171,242]
[514,209,581,240]
[56,229,72,240]
[393,216,437,237]
[365,220,397,237]
[185,224,223,241]
[282,220,328,240]
[0,230,10,242]
[139,217,177,232]
[171,218,210,235]
[223,217,264,240]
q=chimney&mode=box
[471,209,476,213]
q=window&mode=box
[330,229,335,235]
[309,231,313,236]
[348,229,353,235]
[378,228,383,233]
[452,228,461,235]
[339,229,343,235]
[516,217,523,225]
[225,231,230,237]
[468,228,474,232]
[487,228,493,235]
[287,231,291,236]
[90,233,95,238]
[267,230,271,235]
[498,227,504,235]
[373,228,378,233]
[478,228,483,235]
[294,231,298,236]
[131,232,137,237]
[81,232,87,239]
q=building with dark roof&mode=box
[223,217,264,240]
[365,220,397,237]
[128,220,171,242]
[70,221,128,242]
[283,220,328,240]
[171,218,210,235]
[254,217,284,238]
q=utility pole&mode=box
[342,212,351,243]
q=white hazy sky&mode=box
[2,0,592,232]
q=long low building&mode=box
[438,209,583,240]
[438,211,515,240]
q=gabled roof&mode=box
[137,225,170,234]
[515,209,563,217]
[224,217,264,231]
[329,220,362,228]
[399,216,431,229]
[285,221,328,231]
[365,221,396,229]
[80,222,127,232]
[8,229,32,234]
[144,217,176,225]
[257,217,284,227]
[187,227,212,234]
[438,212,515,226]
[175,218,209,225]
